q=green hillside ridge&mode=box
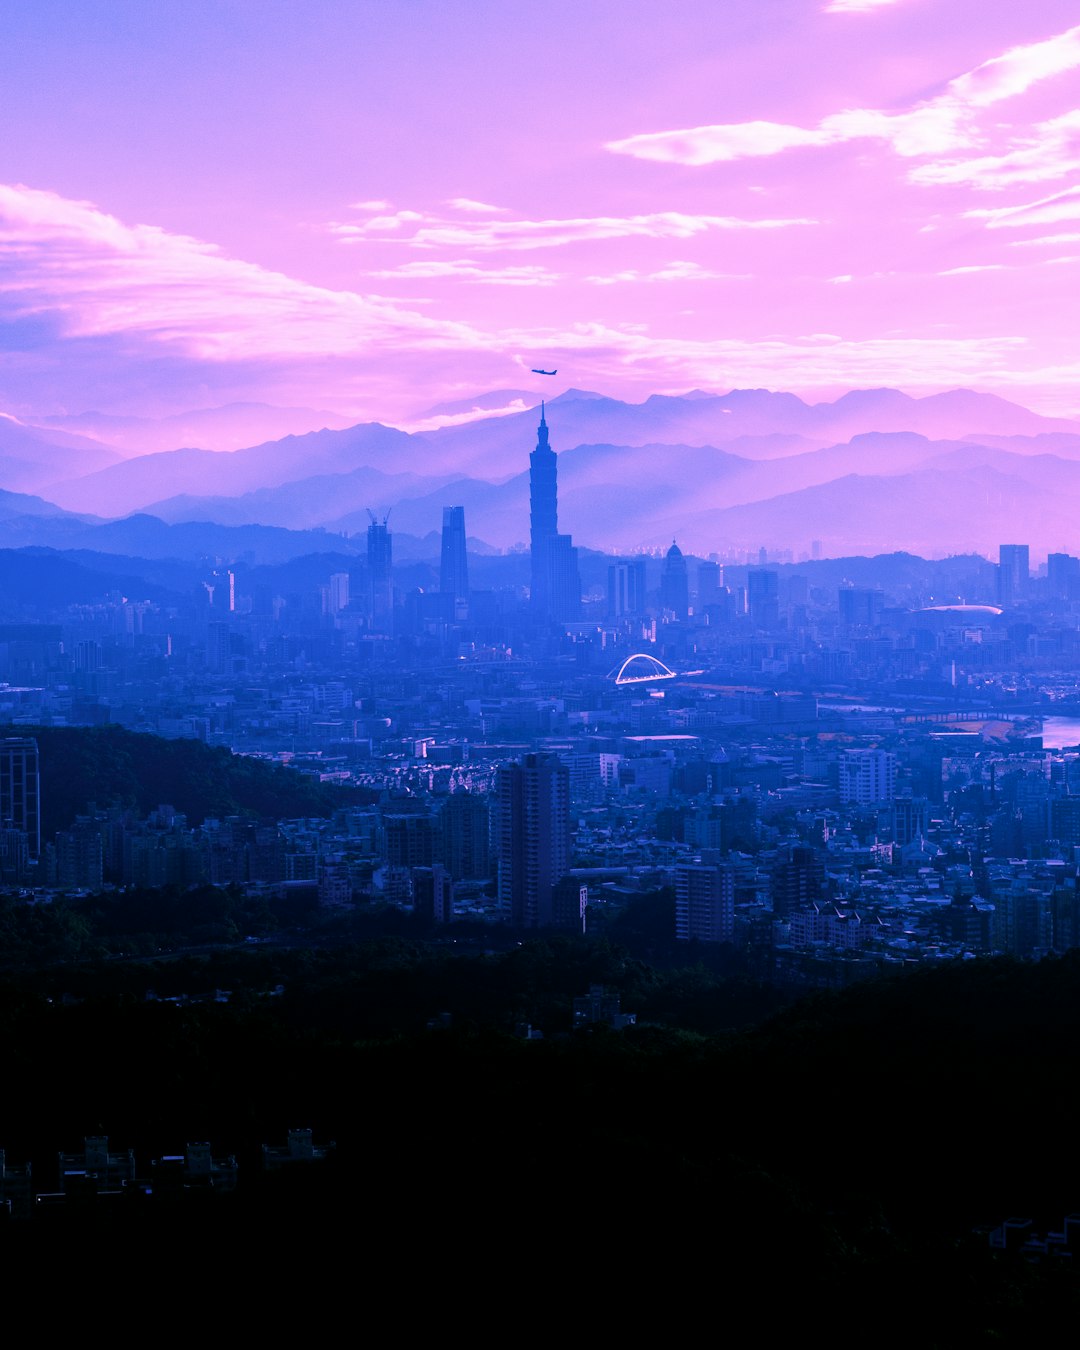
[29,725,359,838]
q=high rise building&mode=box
[327,572,350,616]
[771,844,825,919]
[608,559,648,618]
[747,569,779,627]
[529,404,580,623]
[675,861,734,942]
[439,790,490,880]
[496,751,570,927]
[838,748,896,806]
[696,560,721,610]
[839,586,884,628]
[998,544,1029,607]
[1047,553,1080,601]
[367,512,393,629]
[0,737,40,859]
[440,505,469,615]
[660,542,689,619]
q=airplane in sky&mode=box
[531,368,557,376]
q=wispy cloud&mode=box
[0,184,478,361]
[965,185,1080,229]
[909,111,1080,190]
[367,259,562,286]
[607,24,1080,185]
[1008,231,1080,247]
[824,0,903,12]
[445,198,508,214]
[586,260,747,285]
[333,208,813,250]
[938,264,1005,276]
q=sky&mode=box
[1,0,1079,426]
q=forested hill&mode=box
[27,725,361,836]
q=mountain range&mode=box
[2,386,1079,561]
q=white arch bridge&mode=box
[609,653,677,686]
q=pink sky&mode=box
[1,0,1079,425]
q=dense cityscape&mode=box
[6,405,1080,970]
[6,2,1080,1334]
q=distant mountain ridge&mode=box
[5,385,1080,559]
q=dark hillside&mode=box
[28,725,360,836]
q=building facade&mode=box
[497,751,570,927]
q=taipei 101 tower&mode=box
[529,402,580,623]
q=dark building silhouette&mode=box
[529,404,580,623]
[1047,552,1080,601]
[660,541,689,619]
[367,512,393,629]
[998,544,1029,607]
[772,844,825,919]
[697,560,721,610]
[0,736,39,859]
[412,863,453,923]
[839,586,884,628]
[608,558,648,618]
[440,505,469,616]
[675,860,734,942]
[747,569,779,627]
[497,751,570,926]
[439,790,490,880]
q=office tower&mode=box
[747,569,779,627]
[327,572,350,615]
[675,861,734,942]
[496,751,570,927]
[439,790,491,880]
[838,748,896,806]
[367,511,393,629]
[440,505,469,614]
[697,560,721,610]
[660,542,689,619]
[529,404,580,622]
[1047,552,1080,601]
[839,586,884,628]
[412,864,453,923]
[0,736,39,859]
[771,843,825,919]
[998,544,1029,607]
[608,559,648,618]
[384,812,435,868]
[892,794,929,847]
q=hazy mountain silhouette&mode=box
[48,423,417,516]
[0,417,121,494]
[40,402,354,455]
[9,385,1080,558]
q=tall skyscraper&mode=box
[440,505,469,615]
[529,404,580,623]
[0,737,40,859]
[998,544,1029,607]
[608,559,647,618]
[696,560,721,610]
[497,751,570,927]
[366,511,393,629]
[660,541,689,619]
[747,569,779,627]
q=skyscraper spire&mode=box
[529,403,580,624]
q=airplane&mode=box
[531,368,557,376]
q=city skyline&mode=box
[1,1,1079,428]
